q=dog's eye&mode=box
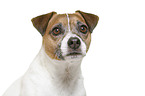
[79,25,88,34]
[52,27,61,36]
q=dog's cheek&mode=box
[43,35,61,60]
[85,33,91,52]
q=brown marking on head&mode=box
[43,14,68,60]
[31,11,99,60]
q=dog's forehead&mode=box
[49,13,85,26]
[69,13,85,23]
[50,14,67,24]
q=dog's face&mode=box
[32,11,99,61]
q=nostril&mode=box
[76,39,81,45]
[70,41,73,45]
[68,37,81,50]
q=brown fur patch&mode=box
[43,14,68,60]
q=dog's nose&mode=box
[68,37,81,50]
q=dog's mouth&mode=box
[64,51,84,59]
[66,52,82,56]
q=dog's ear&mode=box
[31,12,57,36]
[76,10,99,33]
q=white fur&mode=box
[3,47,86,96]
[66,14,71,32]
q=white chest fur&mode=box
[3,47,86,96]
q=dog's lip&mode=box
[66,52,82,56]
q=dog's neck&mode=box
[30,46,83,86]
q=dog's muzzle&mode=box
[59,34,87,60]
[66,37,82,57]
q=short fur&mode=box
[3,10,99,96]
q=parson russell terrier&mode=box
[3,10,99,96]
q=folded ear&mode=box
[76,10,99,33]
[31,12,57,36]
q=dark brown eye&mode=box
[79,25,88,34]
[52,27,61,36]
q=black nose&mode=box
[68,37,81,50]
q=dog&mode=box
[3,10,99,96]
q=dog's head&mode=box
[32,11,99,61]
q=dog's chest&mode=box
[22,65,85,96]
[27,75,85,96]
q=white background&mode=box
[0,0,145,96]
